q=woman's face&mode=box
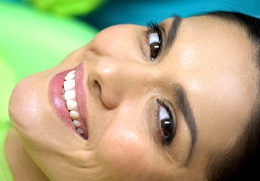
[9,15,258,180]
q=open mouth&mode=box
[49,63,88,140]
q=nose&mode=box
[88,24,153,109]
[90,56,151,109]
[88,24,163,109]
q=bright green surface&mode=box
[27,0,105,15]
[0,55,16,122]
[0,2,98,82]
[0,2,98,122]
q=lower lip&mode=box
[49,70,77,132]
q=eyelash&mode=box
[146,20,163,61]
[145,22,175,145]
[156,99,176,146]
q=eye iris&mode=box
[158,100,175,145]
[150,42,160,59]
[159,103,173,139]
[149,32,161,60]
[161,119,172,139]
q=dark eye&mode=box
[157,100,176,145]
[146,21,162,61]
[148,32,161,60]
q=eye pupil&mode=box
[161,118,173,138]
[150,42,160,60]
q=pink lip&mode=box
[49,63,88,139]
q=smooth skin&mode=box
[7,15,258,181]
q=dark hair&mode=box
[204,12,260,181]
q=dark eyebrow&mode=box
[165,16,182,50]
[173,83,197,165]
[162,16,196,164]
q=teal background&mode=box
[81,0,260,30]
[1,0,259,29]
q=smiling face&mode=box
[9,15,258,180]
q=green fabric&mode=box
[0,120,13,181]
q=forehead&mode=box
[171,15,256,95]
[163,15,257,106]
[162,15,258,161]
[163,15,257,99]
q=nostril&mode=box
[92,80,102,99]
[93,79,118,110]
[93,79,112,109]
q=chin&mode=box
[9,72,47,136]
[9,70,73,143]
[8,70,90,180]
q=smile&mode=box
[49,63,88,140]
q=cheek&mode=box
[94,118,166,180]
[96,124,149,176]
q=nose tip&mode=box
[91,57,123,109]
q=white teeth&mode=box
[64,90,76,100]
[73,120,81,128]
[62,70,85,136]
[65,72,75,80]
[70,110,79,119]
[77,128,84,135]
[66,100,78,110]
[64,80,75,91]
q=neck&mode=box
[5,129,49,181]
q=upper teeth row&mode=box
[62,70,84,135]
